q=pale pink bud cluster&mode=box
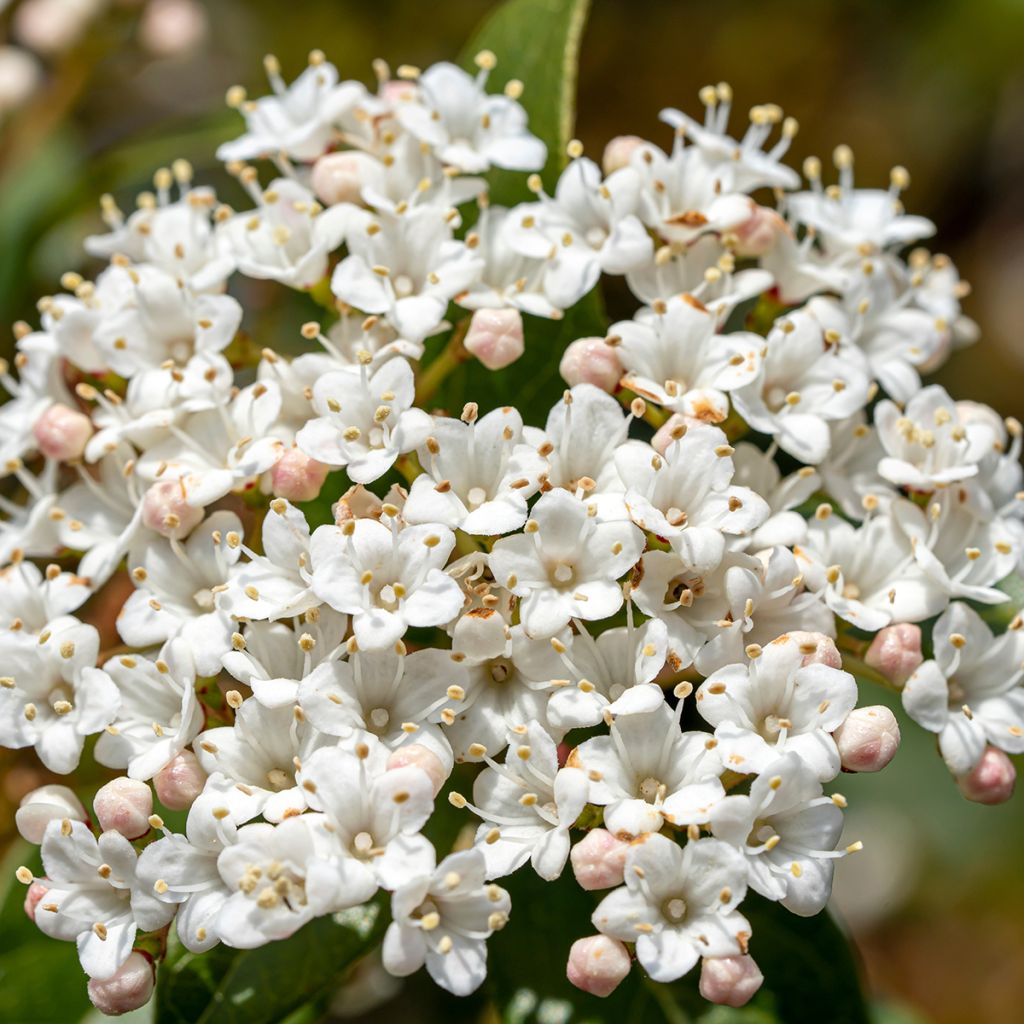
[699,955,764,1008]
[94,778,153,840]
[566,935,632,997]
[834,705,901,773]
[464,309,525,370]
[570,828,628,890]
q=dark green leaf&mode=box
[154,896,387,1024]
[459,0,592,205]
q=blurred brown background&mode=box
[1,2,1023,1022]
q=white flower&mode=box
[137,382,285,508]
[222,609,348,709]
[298,647,455,774]
[296,357,433,484]
[546,616,668,732]
[404,406,546,535]
[310,517,463,650]
[218,499,319,621]
[34,819,175,979]
[731,310,871,465]
[592,834,750,982]
[818,414,894,520]
[504,157,653,307]
[614,294,762,422]
[117,511,241,676]
[217,56,367,163]
[571,702,724,838]
[794,504,946,630]
[91,264,242,378]
[218,177,352,289]
[195,697,332,822]
[696,635,858,782]
[331,203,483,342]
[902,603,1024,776]
[0,617,118,773]
[457,722,587,880]
[0,558,89,633]
[488,488,644,639]
[93,639,203,781]
[298,736,436,895]
[731,443,819,550]
[616,427,770,568]
[710,751,845,916]
[136,782,247,953]
[396,60,545,174]
[214,815,336,949]
[382,847,511,996]
[875,385,995,491]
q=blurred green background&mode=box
[1,1,1023,1022]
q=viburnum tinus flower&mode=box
[5,21,1024,1020]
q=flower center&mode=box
[193,587,215,611]
[549,560,575,586]
[393,274,415,298]
[663,896,687,923]
[467,486,488,509]
[369,706,390,730]
[265,767,293,791]
[638,776,664,803]
[488,657,513,684]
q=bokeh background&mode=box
[0,1,1023,1022]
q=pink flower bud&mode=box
[141,479,204,539]
[699,955,764,1008]
[381,79,417,104]
[570,828,628,890]
[865,623,923,685]
[386,744,447,796]
[566,935,631,998]
[464,309,525,371]
[559,337,623,392]
[651,414,699,455]
[957,746,1016,805]
[602,135,645,175]
[732,204,787,258]
[94,778,153,840]
[271,448,330,503]
[788,631,842,669]
[833,705,901,773]
[23,880,48,923]
[153,751,207,811]
[87,951,155,1016]
[15,784,88,843]
[0,45,41,115]
[310,151,382,207]
[13,0,96,57]
[32,404,93,461]
[139,0,208,58]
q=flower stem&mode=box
[415,318,471,407]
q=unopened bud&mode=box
[789,630,842,669]
[651,413,697,455]
[699,955,764,1008]
[138,0,209,58]
[957,746,1016,805]
[32,404,93,461]
[23,880,48,923]
[87,951,155,1016]
[94,778,153,840]
[570,828,628,890]
[601,135,645,175]
[15,784,87,843]
[386,744,447,796]
[732,203,786,258]
[834,705,901,773]
[153,750,207,811]
[566,935,631,997]
[559,337,623,392]
[464,308,525,371]
[865,622,923,685]
[270,448,330,503]
[310,150,382,206]
[141,480,204,539]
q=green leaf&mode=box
[459,0,592,205]
[487,863,869,1024]
[154,897,387,1024]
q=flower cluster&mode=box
[3,48,1022,1017]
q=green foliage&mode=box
[154,898,386,1024]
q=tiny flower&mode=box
[382,847,511,996]
[488,488,644,639]
[153,750,207,811]
[699,955,764,1008]
[566,935,631,998]
[270,448,330,503]
[141,479,205,540]
[570,828,629,891]
[833,706,901,773]
[33,403,93,461]
[87,951,155,1017]
[864,623,924,685]
[310,150,384,206]
[463,308,525,370]
[592,834,749,982]
[93,778,154,840]
[956,746,1016,805]
[559,336,623,392]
